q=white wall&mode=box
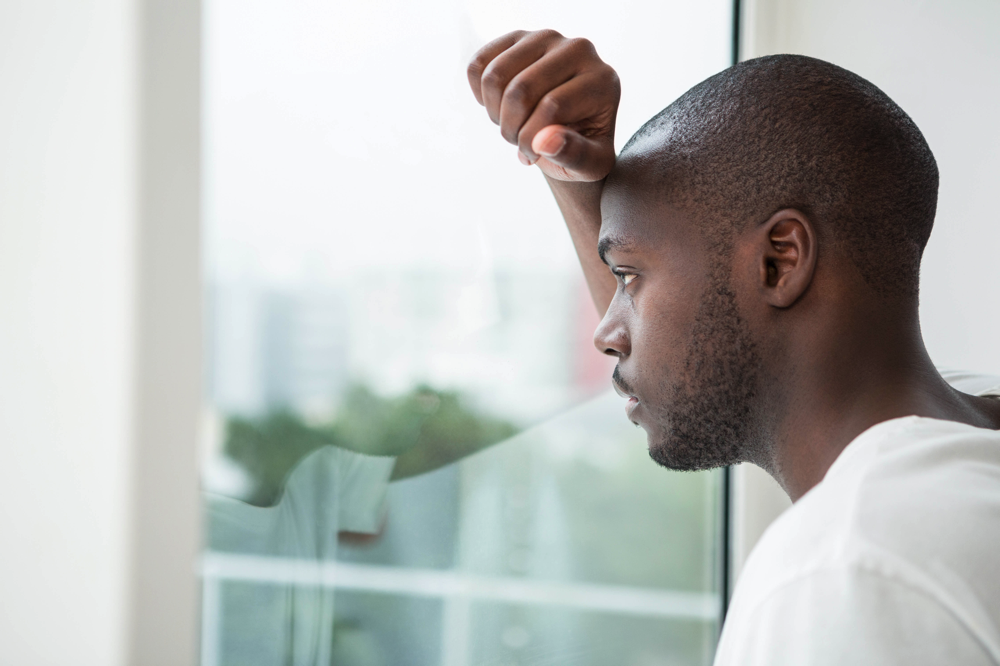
[0,1,201,664]
[0,2,136,662]
[734,0,1000,577]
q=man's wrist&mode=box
[544,176,605,217]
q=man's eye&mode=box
[611,267,639,287]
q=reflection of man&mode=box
[206,387,516,665]
[207,447,394,666]
[468,30,1000,664]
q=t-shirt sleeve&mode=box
[937,368,1000,397]
[336,449,396,534]
[716,568,993,666]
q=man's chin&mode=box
[648,447,703,472]
[646,433,732,472]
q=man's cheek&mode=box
[636,317,682,369]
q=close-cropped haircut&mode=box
[621,54,938,298]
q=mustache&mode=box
[612,366,637,398]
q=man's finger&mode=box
[467,31,526,106]
[530,125,615,182]
[516,70,618,160]
[477,29,563,125]
[497,39,591,145]
[532,125,570,157]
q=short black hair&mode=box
[621,54,938,298]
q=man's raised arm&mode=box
[467,30,621,315]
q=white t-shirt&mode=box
[714,373,1000,666]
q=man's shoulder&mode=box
[716,560,998,666]
[744,414,1000,582]
[719,372,1000,665]
[729,414,1000,660]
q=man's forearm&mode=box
[545,176,616,316]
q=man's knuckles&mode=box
[480,64,510,97]
[532,28,564,41]
[469,29,618,170]
[535,93,564,121]
[562,36,597,59]
[500,82,541,142]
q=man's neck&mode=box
[766,321,1000,502]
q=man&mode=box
[468,29,1000,664]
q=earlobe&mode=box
[758,208,816,308]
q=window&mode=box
[201,1,734,664]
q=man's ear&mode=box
[755,208,817,308]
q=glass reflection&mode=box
[203,392,721,665]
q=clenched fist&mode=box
[467,29,621,182]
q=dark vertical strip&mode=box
[720,0,742,635]
[732,0,743,66]
[720,466,732,624]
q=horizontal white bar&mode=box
[200,552,719,621]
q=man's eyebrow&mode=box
[597,235,634,265]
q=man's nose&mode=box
[593,301,630,358]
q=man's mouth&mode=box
[611,366,636,398]
[612,380,634,400]
[612,367,641,420]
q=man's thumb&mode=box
[531,125,613,182]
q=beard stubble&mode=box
[646,272,766,471]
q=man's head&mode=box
[596,54,938,472]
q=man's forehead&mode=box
[598,207,660,263]
[599,176,661,248]
[600,154,666,221]
[599,175,701,263]
[599,172,648,234]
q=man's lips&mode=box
[624,395,640,421]
[612,379,633,400]
[612,378,641,420]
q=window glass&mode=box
[201,1,733,664]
